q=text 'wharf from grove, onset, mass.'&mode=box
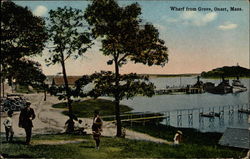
[170,7,243,12]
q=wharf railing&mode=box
[102,103,249,130]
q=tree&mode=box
[1,1,48,96]
[46,7,93,131]
[7,58,46,88]
[84,0,168,137]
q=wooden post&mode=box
[188,109,193,127]
[177,110,182,127]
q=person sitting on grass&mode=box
[3,111,14,142]
[65,117,75,133]
[173,130,183,145]
[75,119,86,135]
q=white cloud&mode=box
[33,5,48,17]
[166,17,179,23]
[181,11,197,19]
[218,22,238,30]
[167,11,217,27]
[181,11,217,26]
[202,12,217,23]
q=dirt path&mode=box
[1,90,171,144]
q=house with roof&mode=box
[45,76,82,87]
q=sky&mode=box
[14,0,249,75]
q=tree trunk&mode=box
[114,57,122,137]
[2,80,4,97]
[115,96,122,137]
[0,80,1,98]
[60,53,74,131]
[44,90,46,101]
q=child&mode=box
[3,111,14,142]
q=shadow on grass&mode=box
[1,153,33,158]
[79,145,95,148]
[1,140,26,145]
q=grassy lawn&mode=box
[1,133,247,158]
[52,98,133,118]
[124,123,222,145]
[15,85,34,94]
[124,122,247,157]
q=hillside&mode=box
[201,66,250,78]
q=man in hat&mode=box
[173,130,183,145]
[18,101,36,145]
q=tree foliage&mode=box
[46,7,93,131]
[84,0,168,67]
[46,6,93,99]
[1,1,48,84]
[7,58,46,87]
[46,7,93,66]
[75,71,155,99]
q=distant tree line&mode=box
[201,66,250,78]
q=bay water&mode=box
[120,76,250,132]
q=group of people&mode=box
[4,102,182,149]
[3,102,103,149]
[3,101,35,145]
[64,110,103,149]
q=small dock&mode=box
[200,112,220,118]
[109,115,166,123]
[155,86,204,95]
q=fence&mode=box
[102,103,250,132]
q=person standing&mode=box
[3,111,14,142]
[92,110,103,150]
[18,101,36,145]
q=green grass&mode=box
[52,98,133,118]
[123,123,247,157]
[15,85,34,94]
[1,133,247,158]
[124,123,221,145]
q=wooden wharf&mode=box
[154,86,204,95]
[102,103,249,130]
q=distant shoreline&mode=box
[45,73,250,79]
[139,73,200,78]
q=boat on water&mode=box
[232,77,247,93]
[238,108,250,114]
[205,77,232,94]
[200,112,220,118]
[204,76,247,94]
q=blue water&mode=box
[119,77,250,132]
